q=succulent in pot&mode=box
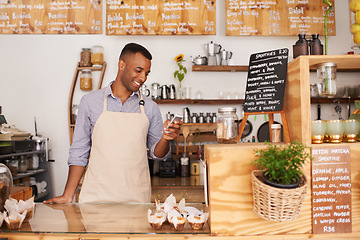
[252,141,311,189]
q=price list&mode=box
[106,0,216,35]
[0,0,102,34]
[312,146,352,234]
[225,0,335,36]
[244,48,288,113]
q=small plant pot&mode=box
[262,172,303,189]
[252,170,307,222]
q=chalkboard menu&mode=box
[106,0,216,35]
[225,0,336,36]
[312,146,352,234]
[0,0,102,34]
[243,48,288,113]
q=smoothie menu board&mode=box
[106,0,216,35]
[0,0,102,34]
[312,146,352,234]
[243,48,288,113]
[226,0,336,36]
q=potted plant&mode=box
[251,141,311,222]
[252,141,311,189]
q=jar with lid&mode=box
[216,107,238,144]
[80,70,93,91]
[0,163,12,212]
[91,45,104,66]
[271,124,282,143]
[316,62,337,97]
[80,48,92,67]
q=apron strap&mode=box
[103,89,145,114]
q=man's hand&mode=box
[43,195,73,204]
[162,119,182,140]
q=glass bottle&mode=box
[216,107,238,144]
[80,70,93,91]
[0,164,12,212]
[80,48,92,67]
[91,45,104,66]
[18,156,27,173]
[293,34,309,59]
[309,34,323,55]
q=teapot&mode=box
[191,55,208,65]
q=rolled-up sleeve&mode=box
[146,103,170,160]
[68,96,92,166]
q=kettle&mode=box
[191,55,208,65]
[183,107,191,123]
[204,41,222,56]
[169,84,176,99]
[161,85,170,99]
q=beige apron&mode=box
[79,92,150,203]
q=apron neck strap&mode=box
[103,90,145,114]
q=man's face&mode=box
[120,52,151,93]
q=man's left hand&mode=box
[162,119,182,140]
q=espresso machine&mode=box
[204,41,222,65]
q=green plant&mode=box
[173,54,187,88]
[252,141,311,185]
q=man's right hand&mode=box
[43,195,73,204]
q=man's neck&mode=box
[111,81,132,104]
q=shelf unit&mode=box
[192,65,248,72]
[0,140,53,202]
[68,62,106,144]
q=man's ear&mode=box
[119,59,126,70]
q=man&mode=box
[45,43,181,203]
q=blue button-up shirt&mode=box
[68,81,168,166]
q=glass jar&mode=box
[80,48,92,67]
[18,156,27,173]
[216,107,238,144]
[0,164,12,212]
[91,45,104,66]
[316,62,337,97]
[80,70,93,91]
[271,124,281,143]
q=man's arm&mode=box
[43,165,85,203]
[154,119,181,158]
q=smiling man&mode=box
[45,43,182,204]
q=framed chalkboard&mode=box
[244,48,289,113]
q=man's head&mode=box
[117,43,152,94]
[119,43,152,61]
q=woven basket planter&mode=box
[251,170,307,222]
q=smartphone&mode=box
[165,115,183,133]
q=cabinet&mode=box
[68,62,106,144]
[0,138,53,202]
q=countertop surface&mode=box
[0,203,209,235]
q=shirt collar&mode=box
[106,81,139,99]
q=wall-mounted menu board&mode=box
[106,0,216,35]
[226,0,336,36]
[312,146,352,234]
[0,0,102,34]
[244,48,288,113]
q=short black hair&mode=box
[119,43,152,60]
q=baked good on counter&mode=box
[4,196,35,222]
[4,210,26,229]
[147,209,166,230]
[167,209,186,231]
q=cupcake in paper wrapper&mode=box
[0,211,6,227]
[5,197,35,222]
[147,209,166,230]
[5,210,27,229]
[167,209,186,231]
[182,206,208,230]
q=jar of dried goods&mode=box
[80,70,93,91]
[80,48,92,67]
[91,45,104,66]
[216,107,238,144]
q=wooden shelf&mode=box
[154,99,244,104]
[311,97,360,104]
[192,65,249,72]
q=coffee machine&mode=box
[204,41,222,66]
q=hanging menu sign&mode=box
[312,146,352,234]
[0,0,102,34]
[106,0,216,35]
[243,48,288,113]
[225,0,336,36]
